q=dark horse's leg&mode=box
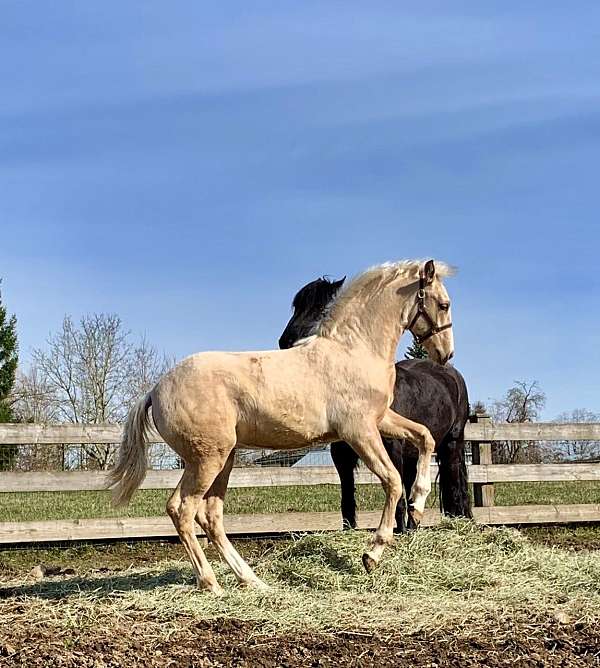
[383,438,409,533]
[399,446,419,532]
[330,441,360,529]
[437,434,472,519]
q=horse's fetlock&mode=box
[375,527,394,546]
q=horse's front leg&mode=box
[343,427,403,573]
[378,409,435,530]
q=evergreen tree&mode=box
[0,281,18,469]
[404,335,428,360]
[0,282,18,421]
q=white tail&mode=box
[106,394,152,507]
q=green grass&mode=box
[495,480,600,506]
[1,480,599,522]
[1,521,599,638]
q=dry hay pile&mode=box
[1,520,599,666]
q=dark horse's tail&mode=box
[436,429,472,518]
[436,366,472,519]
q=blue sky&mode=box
[0,2,598,418]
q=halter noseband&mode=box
[406,269,453,344]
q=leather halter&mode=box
[406,269,453,344]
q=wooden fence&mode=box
[0,419,599,544]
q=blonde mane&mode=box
[316,259,454,339]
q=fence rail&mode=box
[1,419,599,544]
[2,505,599,544]
[1,421,599,444]
[1,462,599,494]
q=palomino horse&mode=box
[108,259,454,593]
[279,275,471,532]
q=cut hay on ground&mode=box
[1,520,599,643]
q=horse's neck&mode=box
[323,292,411,363]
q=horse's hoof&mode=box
[199,581,224,596]
[407,505,423,532]
[406,518,419,532]
[362,552,378,574]
[240,578,271,592]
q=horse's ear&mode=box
[423,260,436,284]
[333,276,346,291]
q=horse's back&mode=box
[150,346,335,450]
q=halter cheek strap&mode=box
[406,270,453,344]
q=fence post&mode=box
[471,413,495,507]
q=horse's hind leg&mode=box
[198,451,269,590]
[166,453,232,595]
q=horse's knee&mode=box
[385,470,403,499]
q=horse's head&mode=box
[405,260,455,365]
[279,276,345,349]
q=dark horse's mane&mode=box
[280,276,345,350]
[280,275,472,529]
[292,277,339,313]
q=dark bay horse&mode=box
[279,276,472,532]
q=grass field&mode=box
[0,480,599,522]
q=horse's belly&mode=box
[235,411,333,449]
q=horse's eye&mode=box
[440,303,450,311]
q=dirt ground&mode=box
[1,617,599,667]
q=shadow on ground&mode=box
[0,567,189,600]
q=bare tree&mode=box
[11,365,61,424]
[29,314,172,469]
[471,400,487,416]
[489,380,546,463]
[490,380,546,424]
[123,336,175,409]
[545,409,600,462]
[4,366,63,471]
[125,336,177,470]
